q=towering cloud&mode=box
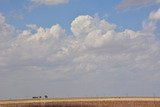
[71,15,116,37]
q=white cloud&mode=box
[149,9,160,21]
[0,14,15,42]
[157,0,160,3]
[27,24,65,41]
[0,11,160,98]
[31,0,69,5]
[117,0,159,9]
[143,8,160,32]
[71,15,116,37]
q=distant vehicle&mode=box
[45,95,48,98]
[32,96,42,99]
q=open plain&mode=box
[0,97,160,107]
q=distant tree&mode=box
[45,95,48,98]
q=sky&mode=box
[0,0,160,99]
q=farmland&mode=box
[0,97,160,107]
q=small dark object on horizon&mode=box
[45,95,48,98]
[32,96,42,99]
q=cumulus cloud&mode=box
[149,9,160,21]
[117,0,159,9]
[0,10,160,98]
[71,15,116,37]
[0,14,15,41]
[31,0,69,5]
[143,9,160,32]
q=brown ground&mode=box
[0,97,160,107]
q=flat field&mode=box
[0,97,160,107]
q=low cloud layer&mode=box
[118,0,160,9]
[0,9,160,98]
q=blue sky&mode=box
[0,0,160,99]
[0,0,159,31]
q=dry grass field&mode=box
[0,97,160,107]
